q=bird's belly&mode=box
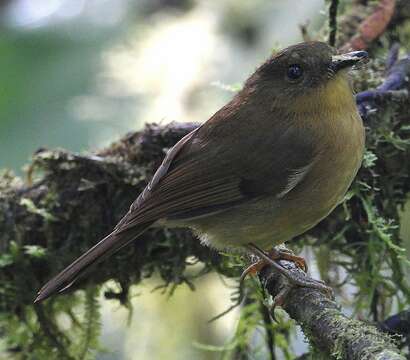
[185,195,328,250]
[187,188,337,251]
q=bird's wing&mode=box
[115,117,317,232]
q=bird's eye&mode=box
[287,64,303,80]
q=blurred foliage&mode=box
[0,30,103,171]
[0,1,140,173]
[1,288,102,359]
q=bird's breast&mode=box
[275,105,365,240]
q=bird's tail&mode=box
[34,222,151,303]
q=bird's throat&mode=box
[292,73,357,116]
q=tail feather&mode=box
[34,223,151,303]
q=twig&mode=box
[356,89,408,103]
[385,42,400,71]
[356,52,410,118]
[299,22,311,42]
[380,309,410,337]
[260,300,275,360]
[340,0,396,52]
[328,0,340,47]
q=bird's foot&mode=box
[240,245,307,282]
[241,244,333,311]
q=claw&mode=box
[247,243,333,298]
[240,246,308,285]
[270,286,291,321]
[277,252,308,272]
[240,243,333,321]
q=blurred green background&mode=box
[0,0,329,359]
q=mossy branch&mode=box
[1,122,230,308]
[260,260,405,360]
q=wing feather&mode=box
[115,120,317,233]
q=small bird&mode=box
[35,41,367,303]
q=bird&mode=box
[34,41,367,304]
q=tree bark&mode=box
[260,260,405,360]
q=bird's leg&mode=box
[241,243,333,308]
[241,245,307,282]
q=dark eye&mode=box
[287,64,303,80]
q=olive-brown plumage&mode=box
[35,41,367,303]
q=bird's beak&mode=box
[331,51,368,72]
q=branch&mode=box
[328,0,340,47]
[380,309,410,340]
[356,50,410,118]
[259,261,405,360]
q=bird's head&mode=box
[245,41,368,113]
